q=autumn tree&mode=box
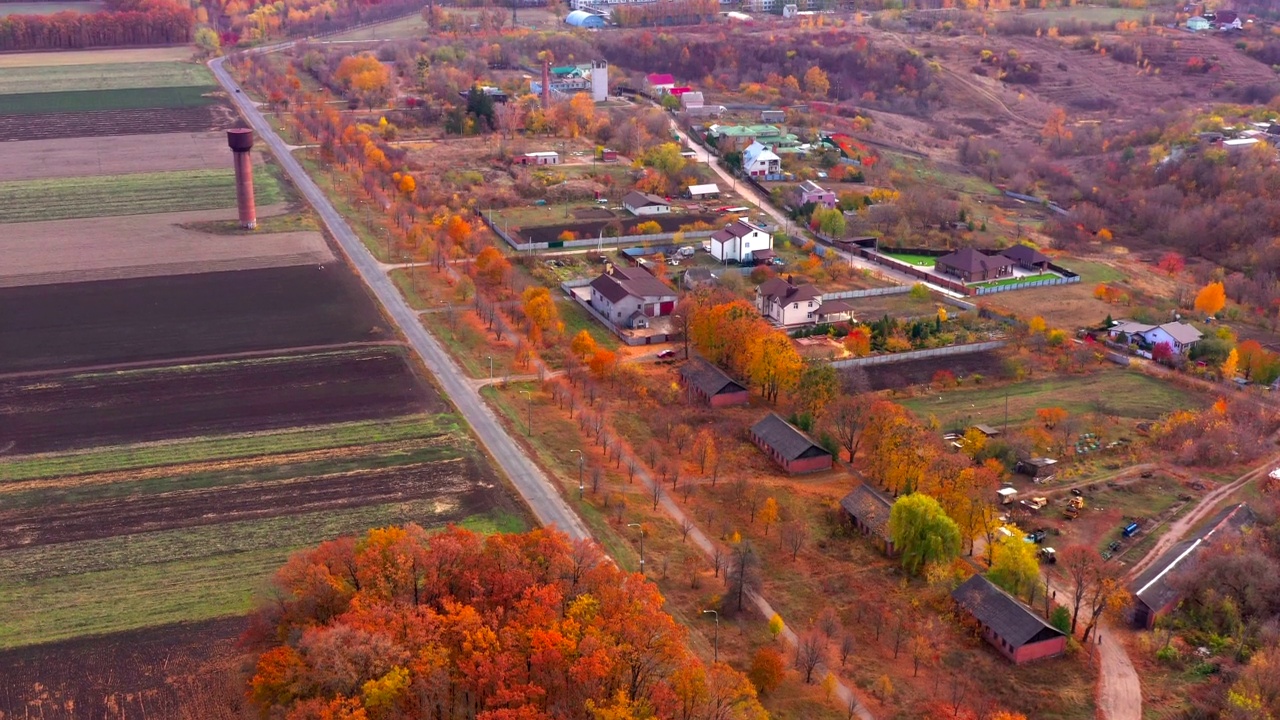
[748,331,803,403]
[1157,252,1185,276]
[803,65,830,97]
[759,497,779,535]
[334,53,390,109]
[889,493,961,575]
[843,327,871,357]
[1195,281,1226,316]
[794,630,825,684]
[1041,107,1072,152]
[796,359,839,419]
[249,527,767,718]
[522,286,561,343]
[473,246,511,288]
[988,534,1041,599]
[825,394,871,463]
[571,329,598,359]
[1222,347,1240,380]
[748,647,786,695]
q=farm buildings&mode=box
[679,358,750,407]
[749,412,832,474]
[952,575,1068,664]
[840,483,896,556]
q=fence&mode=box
[480,213,716,252]
[825,286,911,300]
[830,340,1006,369]
[856,248,972,295]
[970,273,1081,296]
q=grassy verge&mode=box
[295,150,393,262]
[0,62,214,95]
[0,414,458,483]
[0,85,215,114]
[972,272,1061,289]
[880,252,937,267]
[899,369,1203,430]
[0,501,522,649]
[0,168,282,223]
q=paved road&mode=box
[209,55,591,543]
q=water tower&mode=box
[227,128,256,229]
[591,59,608,102]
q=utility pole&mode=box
[628,523,646,574]
[702,610,719,662]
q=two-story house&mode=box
[756,277,853,327]
[742,141,782,180]
[798,179,837,209]
[710,219,772,263]
[589,264,677,329]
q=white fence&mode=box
[970,275,1081,296]
[825,286,911,300]
[831,340,1006,369]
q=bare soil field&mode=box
[0,46,192,67]
[0,454,492,549]
[0,617,248,720]
[0,265,389,373]
[0,104,233,142]
[519,212,721,244]
[856,349,1011,391]
[0,348,438,454]
[0,206,333,288]
[0,131,251,181]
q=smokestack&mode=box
[541,58,551,110]
[227,128,256,230]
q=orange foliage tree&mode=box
[247,526,767,719]
[1195,281,1226,316]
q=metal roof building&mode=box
[565,10,606,27]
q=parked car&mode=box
[656,349,677,359]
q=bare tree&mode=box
[747,485,766,523]
[839,634,855,667]
[817,607,842,644]
[590,465,603,494]
[679,516,694,542]
[724,541,761,613]
[712,545,724,578]
[825,394,871,463]
[794,630,825,684]
[892,613,909,659]
[781,521,807,561]
[610,493,627,524]
[626,455,639,483]
[651,479,663,511]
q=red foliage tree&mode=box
[248,526,766,719]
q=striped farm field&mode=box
[0,168,282,223]
[0,85,214,115]
[0,62,214,95]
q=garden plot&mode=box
[0,132,247,181]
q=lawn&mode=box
[0,501,524,649]
[972,272,1060,289]
[0,168,282,223]
[0,414,458,483]
[880,251,937,267]
[0,85,215,114]
[557,297,621,351]
[899,370,1203,430]
[0,61,213,94]
[0,1,102,16]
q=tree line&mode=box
[0,0,191,51]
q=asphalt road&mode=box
[209,55,591,542]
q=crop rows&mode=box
[0,168,282,223]
[1,85,214,115]
[0,106,219,142]
[0,61,214,95]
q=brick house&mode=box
[679,358,750,407]
[840,483,896,556]
[952,574,1067,664]
[936,247,1015,283]
[588,264,677,329]
[749,412,832,474]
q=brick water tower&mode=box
[227,128,257,229]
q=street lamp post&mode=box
[628,523,646,574]
[486,355,493,380]
[519,390,532,436]
[570,449,584,499]
[702,610,719,662]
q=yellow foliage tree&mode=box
[1028,315,1047,334]
[1195,281,1227,316]
[759,497,779,535]
[1222,348,1239,380]
[803,65,830,97]
[571,329,597,359]
[747,331,803,403]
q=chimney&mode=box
[541,59,551,110]
[227,128,256,229]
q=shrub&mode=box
[909,283,931,300]
[1050,606,1071,634]
[1155,645,1181,665]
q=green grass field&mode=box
[1014,6,1154,24]
[0,168,282,223]
[0,415,459,483]
[0,1,102,16]
[0,62,213,95]
[0,85,214,114]
[900,370,1203,429]
[973,272,1060,289]
[557,297,621,351]
[0,501,527,648]
[880,251,937,267]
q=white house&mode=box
[589,264,677,329]
[646,72,675,94]
[688,183,720,200]
[622,191,671,217]
[710,219,771,263]
[1108,320,1204,355]
[680,91,704,110]
[742,141,782,179]
[755,277,854,327]
[516,151,560,166]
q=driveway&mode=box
[209,54,591,543]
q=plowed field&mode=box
[0,266,389,373]
[0,348,439,454]
[0,105,231,141]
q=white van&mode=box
[678,246,695,257]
